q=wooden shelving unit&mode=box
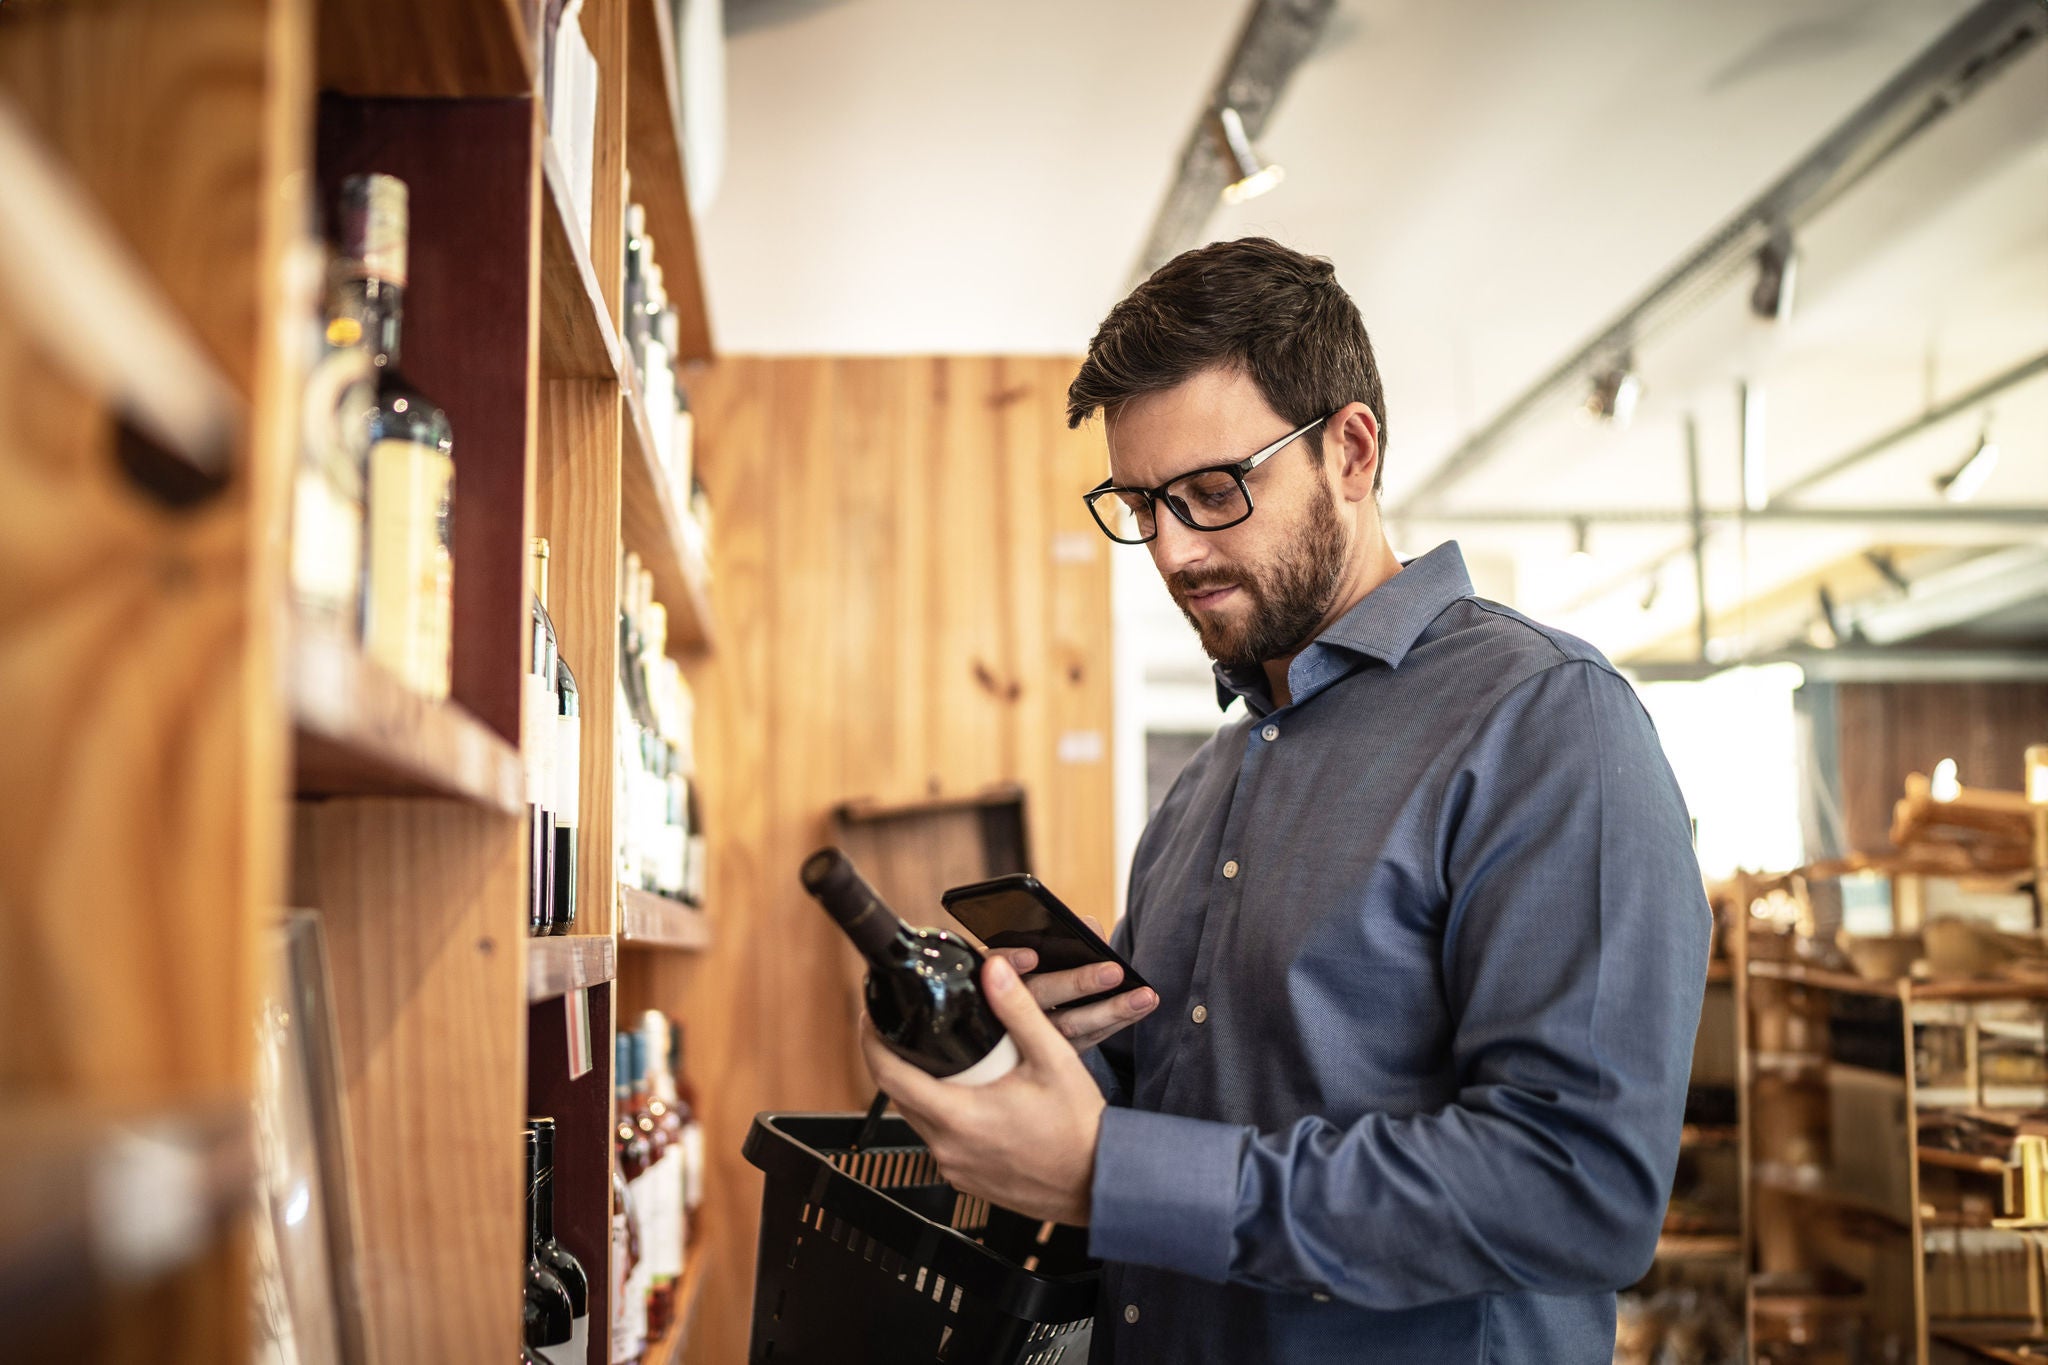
[621,887,713,950]
[529,935,621,1001]
[0,0,720,1357]
[292,626,525,812]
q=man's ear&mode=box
[1332,404,1380,502]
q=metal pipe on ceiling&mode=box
[1398,505,2048,528]
[1391,0,2047,518]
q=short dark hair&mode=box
[1066,237,1389,492]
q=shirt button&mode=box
[1124,1304,1140,1324]
[1312,1291,1333,1303]
[1191,1004,1208,1024]
[1222,860,1240,879]
[1262,724,1279,741]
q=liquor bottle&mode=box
[622,205,650,388]
[608,1161,638,1365]
[614,1034,652,1363]
[528,538,560,935]
[529,1117,590,1364]
[552,653,581,935]
[523,1128,575,1353]
[291,218,375,637]
[682,777,706,909]
[335,173,456,699]
[668,1017,705,1224]
[640,1013,687,1332]
[800,848,1018,1085]
[629,1028,675,1333]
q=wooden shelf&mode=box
[620,887,712,950]
[291,625,524,814]
[1933,1334,2045,1363]
[620,372,716,654]
[1753,1168,1911,1226]
[528,935,618,1001]
[0,96,240,490]
[1656,1232,1742,1259]
[1920,1145,2013,1176]
[623,0,712,363]
[0,1100,251,1298]
[317,0,534,97]
[1749,959,2048,1002]
[1706,959,1732,984]
[1681,1123,1740,1148]
[539,138,623,381]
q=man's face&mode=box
[1108,368,1351,670]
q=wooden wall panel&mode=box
[1837,680,2048,854]
[653,356,1116,1365]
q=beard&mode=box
[1167,482,1350,670]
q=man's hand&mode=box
[986,915,1158,1052]
[859,956,1107,1226]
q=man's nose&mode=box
[1148,512,1208,578]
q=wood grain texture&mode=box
[537,378,623,933]
[650,357,1114,1365]
[1836,682,2048,855]
[619,888,712,949]
[316,0,533,98]
[0,0,306,1359]
[293,798,527,1364]
[623,0,711,361]
[539,141,624,381]
[528,934,618,1000]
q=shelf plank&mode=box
[623,0,712,362]
[317,0,535,98]
[620,373,715,654]
[292,626,525,814]
[1749,958,2048,1002]
[620,887,711,950]
[528,935,619,1001]
[1655,1233,1742,1260]
[1681,1123,1740,1149]
[1919,1145,2012,1175]
[0,1100,251,1316]
[1753,1169,1911,1226]
[540,138,623,381]
[0,95,239,485]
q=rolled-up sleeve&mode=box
[1088,660,1709,1307]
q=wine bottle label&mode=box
[683,1123,705,1210]
[607,1209,634,1362]
[941,1034,1020,1087]
[523,673,556,808]
[658,1146,685,1279]
[555,713,581,828]
[337,175,408,286]
[364,437,444,695]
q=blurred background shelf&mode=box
[623,0,712,363]
[620,372,715,654]
[317,0,533,97]
[620,887,712,950]
[292,626,524,813]
[539,138,623,381]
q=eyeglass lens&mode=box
[1095,469,1251,542]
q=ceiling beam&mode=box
[1129,0,1336,284]
[1391,0,2048,518]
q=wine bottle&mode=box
[291,220,374,638]
[529,1117,590,1364]
[552,656,580,934]
[614,1034,651,1362]
[528,538,560,935]
[629,1029,674,1333]
[799,849,1018,1085]
[640,1013,686,1333]
[523,1128,575,1352]
[666,1016,704,1223]
[336,173,456,699]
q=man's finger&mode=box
[1050,986,1158,1043]
[988,946,1039,975]
[980,956,1073,1071]
[1029,961,1125,1011]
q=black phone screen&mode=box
[941,875,1148,1008]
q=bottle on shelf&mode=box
[528,538,561,935]
[289,209,375,638]
[334,172,456,699]
[528,1117,590,1365]
[800,848,1018,1085]
[666,1015,705,1234]
[629,1025,676,1334]
[522,1127,575,1355]
[609,1138,640,1365]
[553,647,581,935]
[640,1012,688,1333]
[614,1034,652,1364]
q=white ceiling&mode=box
[703,0,2048,700]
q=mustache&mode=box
[1168,569,1241,598]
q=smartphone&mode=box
[940,873,1150,1011]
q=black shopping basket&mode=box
[743,1112,1100,1364]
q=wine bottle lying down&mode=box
[800,847,1019,1085]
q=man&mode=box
[859,237,1709,1362]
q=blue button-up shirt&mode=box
[1083,542,1708,1363]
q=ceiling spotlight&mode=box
[1750,227,1798,324]
[1935,424,1999,503]
[1584,358,1641,426]
[1215,107,1285,205]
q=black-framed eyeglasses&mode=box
[1083,413,1333,545]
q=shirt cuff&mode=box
[1088,1106,1246,1282]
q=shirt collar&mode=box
[1214,541,1476,713]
